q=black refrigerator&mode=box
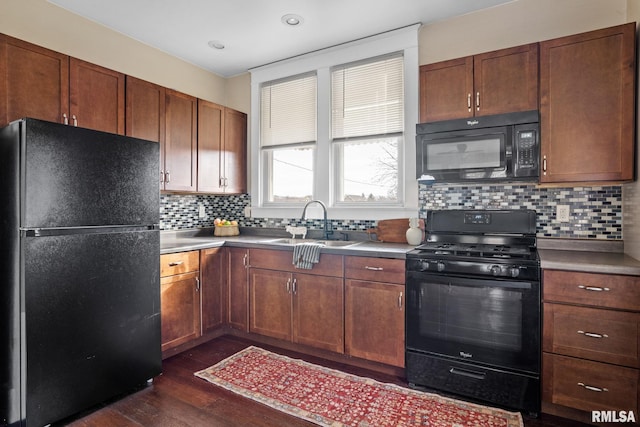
[0,118,162,427]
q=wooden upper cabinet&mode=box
[420,56,473,122]
[197,100,247,194]
[0,34,69,126]
[540,23,636,183]
[69,58,124,134]
[473,43,538,117]
[164,89,197,192]
[223,108,247,194]
[419,43,538,122]
[0,34,125,134]
[197,99,225,193]
[126,76,166,189]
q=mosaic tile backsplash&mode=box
[160,184,623,239]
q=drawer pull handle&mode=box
[365,266,384,271]
[168,261,184,267]
[578,285,610,292]
[578,382,608,393]
[578,330,608,339]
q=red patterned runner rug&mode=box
[194,346,523,427]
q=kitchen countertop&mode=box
[538,238,640,276]
[160,228,415,259]
[161,229,640,275]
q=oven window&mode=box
[420,283,522,351]
[406,272,540,374]
[426,135,503,171]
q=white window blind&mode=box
[331,54,404,140]
[261,73,317,147]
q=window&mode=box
[260,73,316,203]
[250,24,419,220]
[332,54,404,204]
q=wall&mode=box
[418,0,627,65]
[0,0,228,105]
[623,0,640,259]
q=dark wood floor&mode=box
[60,335,589,426]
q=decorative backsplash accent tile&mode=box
[161,184,623,240]
[160,194,376,231]
[419,184,623,239]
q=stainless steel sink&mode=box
[264,238,359,247]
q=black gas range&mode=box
[405,210,541,416]
[407,210,539,281]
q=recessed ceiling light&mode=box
[207,40,225,50]
[281,14,304,26]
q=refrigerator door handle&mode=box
[21,224,160,237]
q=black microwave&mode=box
[416,110,539,183]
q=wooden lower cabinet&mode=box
[345,279,405,367]
[542,268,640,422]
[160,271,200,352]
[543,353,638,413]
[227,247,249,332]
[249,266,344,353]
[200,247,226,335]
[160,250,201,353]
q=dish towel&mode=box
[293,242,324,269]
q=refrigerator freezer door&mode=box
[20,118,159,228]
[22,230,161,427]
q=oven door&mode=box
[406,271,540,375]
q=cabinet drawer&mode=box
[160,250,200,277]
[543,270,640,311]
[249,248,342,277]
[543,303,640,367]
[542,353,638,413]
[345,256,405,284]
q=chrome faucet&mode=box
[301,200,332,240]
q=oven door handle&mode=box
[407,272,533,290]
[449,367,486,381]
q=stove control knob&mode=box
[437,261,446,272]
[490,265,502,276]
[420,261,430,272]
[509,267,521,278]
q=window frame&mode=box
[249,24,420,220]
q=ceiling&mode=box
[48,0,514,78]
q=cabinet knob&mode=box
[467,93,472,112]
[476,92,480,111]
[168,261,183,267]
[72,115,78,127]
[63,113,69,125]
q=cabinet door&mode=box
[0,34,69,126]
[223,108,247,194]
[160,271,200,352]
[69,58,124,134]
[293,273,344,353]
[419,56,473,122]
[345,279,405,367]
[125,76,165,189]
[200,247,226,335]
[164,89,197,192]
[540,23,635,183]
[473,43,538,116]
[125,76,165,143]
[227,247,249,331]
[197,99,224,193]
[249,268,292,341]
